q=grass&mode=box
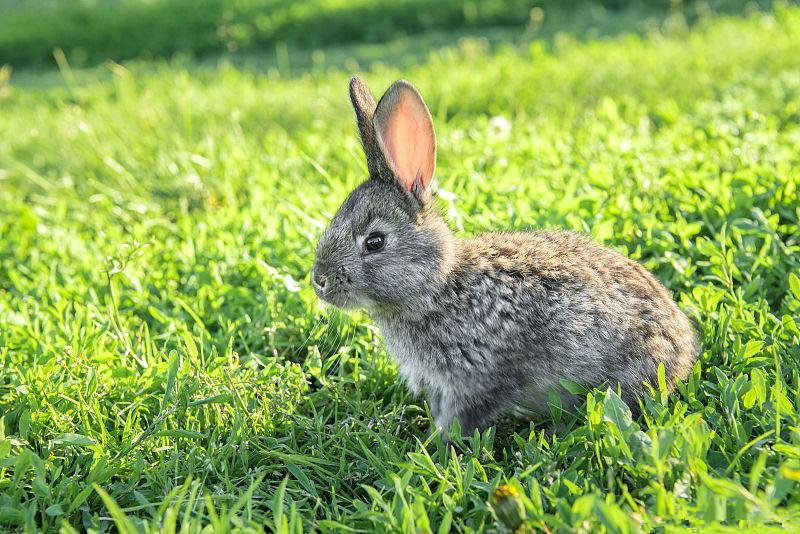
[1,2,800,532]
[0,0,774,68]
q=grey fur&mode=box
[313,77,698,436]
[349,77,385,180]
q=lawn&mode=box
[1,1,800,532]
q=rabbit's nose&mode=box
[312,268,328,291]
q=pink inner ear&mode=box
[377,92,435,192]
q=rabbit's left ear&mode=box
[349,76,386,180]
[373,80,436,193]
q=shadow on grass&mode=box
[9,0,777,90]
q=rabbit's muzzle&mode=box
[311,262,351,305]
[312,269,328,292]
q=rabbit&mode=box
[311,76,698,437]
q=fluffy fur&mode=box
[312,77,698,435]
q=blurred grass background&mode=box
[0,0,776,69]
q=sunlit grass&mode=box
[1,4,800,533]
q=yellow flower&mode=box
[491,484,526,530]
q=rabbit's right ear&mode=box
[373,80,436,195]
[349,76,386,179]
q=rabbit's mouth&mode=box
[312,275,370,311]
[311,262,360,309]
[312,272,352,309]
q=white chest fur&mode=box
[376,320,471,430]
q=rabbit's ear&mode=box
[349,76,386,179]
[373,80,436,193]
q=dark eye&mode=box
[364,232,385,252]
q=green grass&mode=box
[0,0,774,68]
[1,3,800,533]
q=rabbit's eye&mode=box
[364,232,385,252]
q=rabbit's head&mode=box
[312,77,455,313]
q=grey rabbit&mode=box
[312,76,698,437]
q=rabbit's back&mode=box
[462,230,696,386]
